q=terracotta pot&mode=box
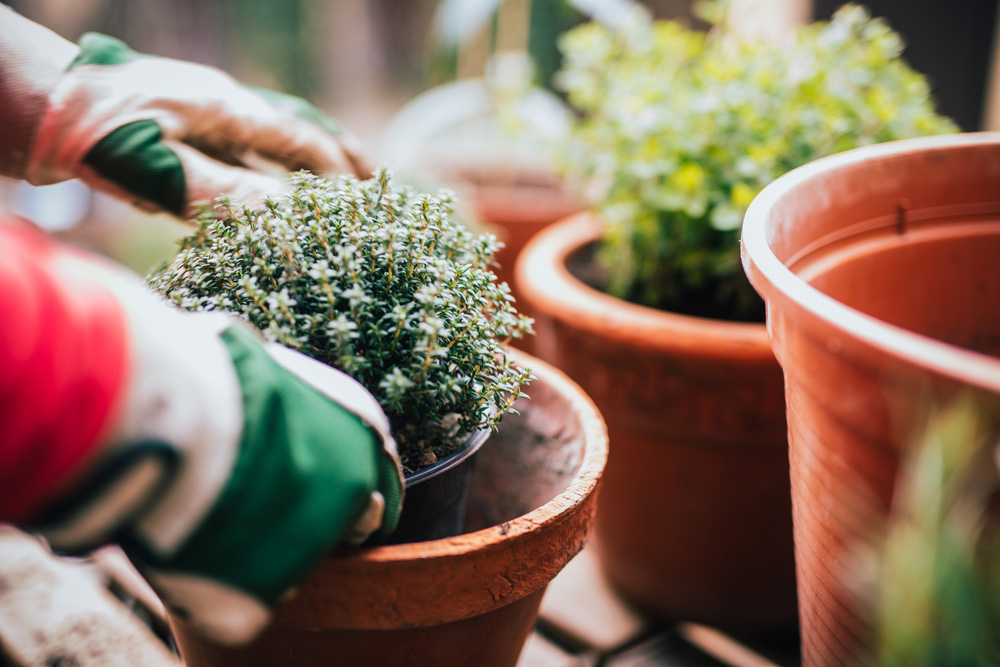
[741,132,1000,666]
[170,348,608,667]
[459,168,580,298]
[514,213,798,631]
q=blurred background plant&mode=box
[872,396,1000,666]
[2,0,997,286]
[377,0,637,300]
[553,3,958,320]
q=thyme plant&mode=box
[555,4,957,320]
[149,169,534,473]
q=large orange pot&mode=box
[741,133,1000,666]
[515,214,798,631]
[171,348,607,667]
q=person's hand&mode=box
[1,7,370,217]
[2,225,402,645]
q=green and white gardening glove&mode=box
[10,226,402,646]
[0,5,370,217]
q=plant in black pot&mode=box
[149,168,534,543]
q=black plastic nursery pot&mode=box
[389,428,490,544]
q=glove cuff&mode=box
[0,6,78,179]
[19,242,246,554]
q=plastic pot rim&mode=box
[741,131,1000,394]
[404,426,490,488]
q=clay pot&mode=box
[514,213,798,631]
[456,167,580,299]
[170,348,607,667]
[741,133,1000,666]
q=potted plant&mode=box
[741,133,1000,665]
[148,168,534,542]
[151,169,609,666]
[515,4,957,631]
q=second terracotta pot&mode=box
[515,213,798,632]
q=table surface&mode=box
[517,546,801,667]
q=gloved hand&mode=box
[0,6,370,217]
[0,223,403,645]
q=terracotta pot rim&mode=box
[323,347,608,566]
[271,349,607,630]
[742,132,1000,393]
[515,211,773,361]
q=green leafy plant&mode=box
[875,397,1000,665]
[555,3,957,320]
[149,168,534,473]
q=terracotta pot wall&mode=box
[174,591,545,667]
[171,349,608,667]
[742,133,1000,666]
[516,214,799,632]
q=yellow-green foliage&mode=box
[556,4,957,319]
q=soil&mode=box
[393,424,465,477]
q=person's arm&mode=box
[0,221,403,645]
[0,7,370,217]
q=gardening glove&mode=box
[0,5,371,218]
[0,222,403,645]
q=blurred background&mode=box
[2,0,998,276]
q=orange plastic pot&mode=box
[170,348,607,667]
[742,133,1000,666]
[515,213,798,631]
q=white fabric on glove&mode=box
[26,56,368,205]
[0,5,78,177]
[0,7,370,216]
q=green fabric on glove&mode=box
[370,436,403,544]
[86,120,186,215]
[123,326,395,603]
[70,32,143,68]
[70,34,188,214]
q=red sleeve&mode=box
[0,221,128,521]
